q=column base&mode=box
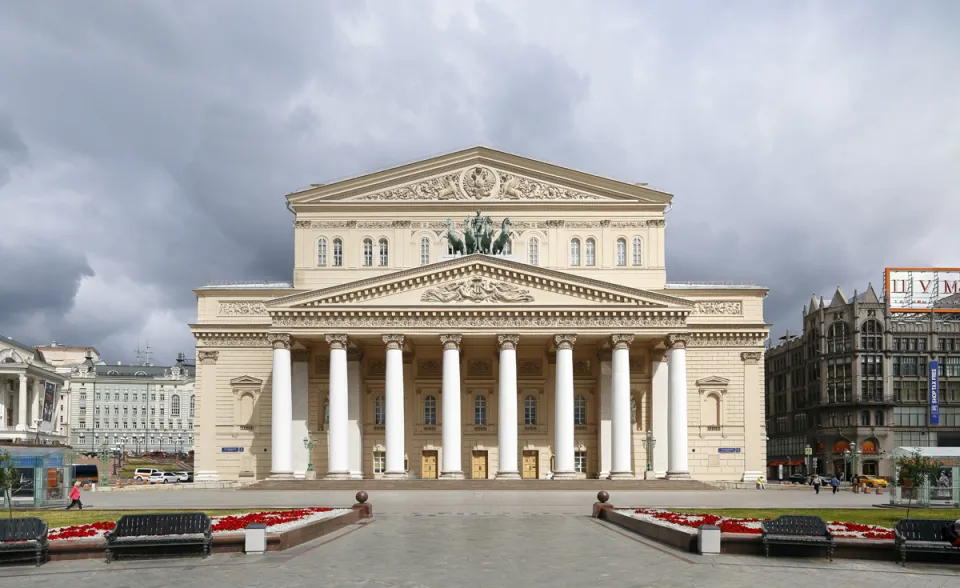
[268,471,295,480]
[383,471,408,479]
[552,471,578,480]
[325,471,352,480]
[439,471,464,479]
[607,471,635,480]
[15,425,28,432]
[654,470,667,479]
[194,471,220,482]
[496,471,521,480]
[643,470,658,480]
[349,471,364,480]
[666,470,691,480]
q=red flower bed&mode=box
[211,508,333,532]
[630,509,896,540]
[48,521,116,540]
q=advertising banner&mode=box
[41,381,56,432]
[885,268,960,312]
[930,361,940,425]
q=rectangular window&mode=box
[79,420,86,430]
[333,239,343,266]
[947,381,960,402]
[941,407,960,427]
[79,392,87,401]
[574,451,587,473]
[894,406,927,426]
[944,356,960,377]
[373,451,386,474]
[860,355,882,376]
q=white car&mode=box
[148,471,179,484]
[173,471,191,482]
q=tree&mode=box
[895,450,943,518]
[0,449,23,519]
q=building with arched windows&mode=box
[191,147,770,482]
[765,283,960,481]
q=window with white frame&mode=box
[574,451,587,473]
[570,238,581,266]
[420,237,430,265]
[373,451,386,474]
[333,238,343,266]
[574,395,586,425]
[632,237,642,265]
[363,238,373,266]
[585,238,596,266]
[378,238,389,266]
[317,238,327,266]
[374,395,385,425]
[616,238,626,266]
[524,395,537,425]
[528,238,539,265]
[424,395,437,425]
[189,396,195,417]
[171,395,180,417]
[474,395,487,425]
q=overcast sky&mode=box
[2,0,958,364]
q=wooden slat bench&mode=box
[894,518,960,567]
[105,513,212,563]
[0,517,48,566]
[760,515,835,560]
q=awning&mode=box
[768,460,787,466]
[786,460,804,466]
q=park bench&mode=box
[760,515,834,560]
[105,513,212,563]
[0,517,48,566]
[894,518,960,567]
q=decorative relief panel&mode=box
[421,278,534,303]
[313,358,330,376]
[686,333,768,347]
[573,360,592,376]
[194,334,270,347]
[218,302,268,316]
[272,314,686,329]
[517,360,543,377]
[367,360,386,377]
[629,357,647,375]
[418,359,442,378]
[467,360,493,378]
[296,218,665,229]
[692,301,743,316]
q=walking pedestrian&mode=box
[830,475,840,495]
[812,474,822,495]
[65,481,83,510]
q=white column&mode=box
[666,334,690,479]
[17,375,28,430]
[32,379,42,427]
[290,352,309,478]
[347,350,363,479]
[439,335,464,479]
[269,334,294,478]
[496,334,520,479]
[598,357,612,479]
[326,334,350,479]
[610,334,634,479]
[553,334,577,479]
[0,377,6,428]
[383,334,407,478]
[651,352,669,478]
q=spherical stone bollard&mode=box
[597,490,609,504]
[355,490,368,504]
[593,491,612,519]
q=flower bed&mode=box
[623,509,895,540]
[47,508,350,542]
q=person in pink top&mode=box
[66,481,82,510]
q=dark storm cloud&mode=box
[0,0,957,361]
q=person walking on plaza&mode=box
[830,475,840,495]
[65,481,83,510]
[812,474,822,495]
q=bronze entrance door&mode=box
[471,451,488,479]
[521,450,539,479]
[422,450,438,479]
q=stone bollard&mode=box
[698,525,721,554]
[593,491,613,519]
[245,522,267,554]
[352,491,373,519]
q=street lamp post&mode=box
[177,435,183,457]
[304,434,317,477]
[641,431,656,476]
[34,419,42,444]
[844,442,860,486]
[99,440,110,487]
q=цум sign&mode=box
[221,447,244,453]
[930,361,940,425]
[885,268,960,312]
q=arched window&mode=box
[860,319,883,350]
[632,237,642,266]
[420,237,430,265]
[374,395,385,425]
[703,394,721,427]
[574,395,586,425]
[585,238,596,266]
[524,395,537,425]
[528,238,539,265]
[570,238,581,266]
[616,238,627,266]
[333,238,343,266]
[474,395,487,425]
[317,238,328,266]
[240,394,254,425]
[362,238,373,266]
[827,322,851,353]
[378,238,389,266]
[189,396,195,418]
[171,395,180,417]
[860,410,870,426]
[424,395,437,425]
[875,410,884,426]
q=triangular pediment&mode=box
[229,375,263,387]
[267,254,693,311]
[696,376,731,387]
[287,147,672,206]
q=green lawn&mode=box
[674,508,960,528]
[4,509,266,529]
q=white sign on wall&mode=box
[885,268,960,312]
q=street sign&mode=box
[718,448,741,453]
[221,447,244,453]
[804,447,813,456]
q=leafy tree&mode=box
[895,450,943,517]
[0,449,23,518]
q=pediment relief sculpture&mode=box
[421,277,534,304]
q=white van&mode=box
[133,467,161,481]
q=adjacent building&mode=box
[0,335,68,444]
[33,342,102,440]
[765,284,960,480]
[191,146,770,482]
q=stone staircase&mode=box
[244,478,716,491]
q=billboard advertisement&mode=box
[40,381,56,432]
[930,361,940,425]
[885,268,960,312]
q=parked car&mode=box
[148,471,180,484]
[858,475,888,488]
[133,468,162,481]
[787,473,806,484]
[173,471,192,483]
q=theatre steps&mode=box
[244,478,716,491]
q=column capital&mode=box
[667,334,688,350]
[19,374,28,384]
[440,334,462,351]
[269,333,291,350]
[740,351,762,364]
[198,350,219,365]
[554,334,577,350]
[497,334,520,350]
[382,334,405,350]
[610,334,634,350]
[325,334,349,350]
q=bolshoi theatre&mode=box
[190,147,769,483]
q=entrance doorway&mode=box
[421,450,438,479]
[471,451,488,479]
[522,450,539,479]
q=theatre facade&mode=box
[190,147,769,482]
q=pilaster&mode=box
[740,351,764,482]
[194,350,220,481]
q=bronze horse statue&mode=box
[492,218,512,255]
